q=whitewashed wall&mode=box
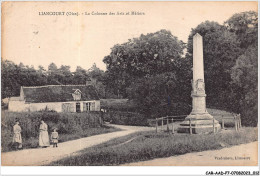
[8,100,28,112]
[9,100,101,112]
[27,102,63,112]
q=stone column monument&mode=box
[178,33,221,133]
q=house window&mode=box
[72,89,82,101]
[83,102,95,111]
[76,102,81,113]
[85,102,91,111]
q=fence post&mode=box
[25,120,27,138]
[90,116,96,127]
[239,114,242,128]
[99,114,102,126]
[213,118,215,133]
[172,118,174,134]
[166,116,169,132]
[237,115,239,130]
[189,118,192,134]
[222,115,224,129]
[108,110,111,122]
[161,118,163,131]
[237,115,240,130]
[155,118,158,133]
[235,115,238,131]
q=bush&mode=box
[103,111,148,126]
[102,101,192,126]
[2,111,101,134]
[1,111,108,152]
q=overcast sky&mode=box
[2,1,257,71]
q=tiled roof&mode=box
[22,85,99,103]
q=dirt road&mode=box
[123,141,258,166]
[2,123,257,166]
[1,124,153,166]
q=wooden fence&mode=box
[221,113,242,131]
[155,115,186,133]
[155,113,242,134]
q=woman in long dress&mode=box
[39,120,50,147]
[13,121,22,149]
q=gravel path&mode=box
[1,124,153,166]
[123,141,258,166]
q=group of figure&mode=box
[12,119,59,150]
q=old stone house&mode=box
[8,85,100,112]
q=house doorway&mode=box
[76,102,81,113]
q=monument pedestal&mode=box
[177,113,221,134]
[177,88,221,134]
[177,33,221,134]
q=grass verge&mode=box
[49,127,257,166]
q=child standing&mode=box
[51,128,59,148]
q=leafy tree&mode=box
[227,11,258,126]
[103,29,185,97]
[1,60,20,98]
[102,72,121,98]
[86,63,108,98]
[19,65,42,86]
[225,11,258,48]
[231,45,257,126]
[37,65,48,85]
[58,65,73,85]
[72,66,89,85]
[103,29,191,114]
[87,63,104,81]
[186,21,242,110]
[187,13,258,126]
[48,62,58,73]
[47,63,61,85]
[1,60,48,98]
[1,60,112,100]
[127,72,191,118]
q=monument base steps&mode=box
[177,113,221,134]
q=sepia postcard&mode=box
[1,1,259,175]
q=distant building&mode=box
[8,85,100,112]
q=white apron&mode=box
[39,123,50,147]
[13,124,22,148]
